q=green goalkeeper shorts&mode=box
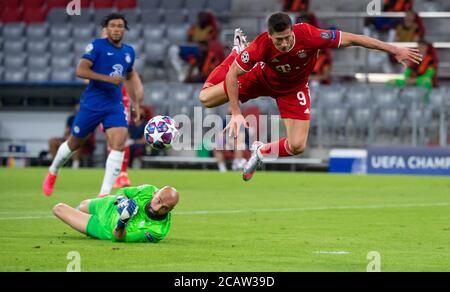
[86,196,118,240]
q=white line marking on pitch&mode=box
[0,202,448,220]
[314,251,351,255]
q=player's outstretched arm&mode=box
[125,69,144,123]
[340,32,423,67]
[76,59,123,85]
[224,62,249,139]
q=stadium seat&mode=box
[144,82,168,105]
[164,10,187,25]
[161,0,185,10]
[323,107,349,128]
[28,53,50,69]
[144,82,170,114]
[23,0,46,9]
[47,0,68,10]
[141,9,163,24]
[50,40,74,56]
[185,0,207,10]
[3,0,21,9]
[166,24,189,43]
[28,68,51,82]
[23,7,48,23]
[47,8,69,23]
[116,0,137,10]
[4,52,26,69]
[72,24,95,41]
[1,6,23,23]
[399,87,428,105]
[80,0,92,9]
[206,0,231,13]
[372,87,399,107]
[120,9,140,24]
[4,68,27,82]
[133,55,146,72]
[69,9,93,24]
[74,41,91,56]
[351,108,372,130]
[93,9,117,25]
[127,39,144,54]
[51,68,75,81]
[50,24,73,41]
[169,83,194,103]
[138,0,161,10]
[377,108,404,131]
[317,85,346,108]
[143,24,165,41]
[52,54,74,70]
[25,24,49,41]
[4,40,26,54]
[347,86,372,108]
[27,39,49,56]
[144,41,168,64]
[429,88,447,111]
[2,23,25,41]
[123,23,142,42]
[92,0,115,9]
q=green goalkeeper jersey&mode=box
[87,185,172,243]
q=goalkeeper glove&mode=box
[116,198,139,223]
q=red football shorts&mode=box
[203,63,311,121]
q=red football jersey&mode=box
[122,86,131,122]
[235,23,341,93]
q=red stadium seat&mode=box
[92,0,114,9]
[47,0,68,10]
[116,0,137,10]
[23,7,48,23]
[1,6,23,23]
[3,0,22,9]
[47,0,91,9]
[80,0,92,8]
[23,0,46,9]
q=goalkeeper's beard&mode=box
[145,204,168,221]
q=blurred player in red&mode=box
[199,12,423,181]
[113,86,132,188]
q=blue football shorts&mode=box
[71,105,128,138]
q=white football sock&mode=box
[72,160,80,169]
[100,150,124,195]
[49,141,75,175]
[218,161,227,172]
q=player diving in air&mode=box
[199,12,423,181]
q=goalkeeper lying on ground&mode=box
[53,185,179,243]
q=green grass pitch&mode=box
[1,168,449,272]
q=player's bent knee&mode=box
[289,142,307,155]
[199,91,214,108]
[78,200,90,212]
[53,203,68,217]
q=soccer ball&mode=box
[144,115,178,150]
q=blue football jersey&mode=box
[80,38,135,111]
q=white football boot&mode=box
[233,28,249,54]
[242,141,264,181]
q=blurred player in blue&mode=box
[43,13,144,197]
